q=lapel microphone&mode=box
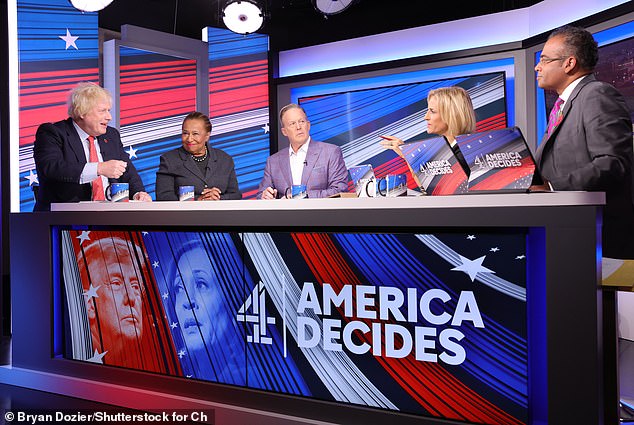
[304,160,308,166]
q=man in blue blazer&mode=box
[257,103,348,199]
[33,83,151,211]
[533,26,634,259]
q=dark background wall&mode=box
[99,0,542,51]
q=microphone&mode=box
[304,160,308,166]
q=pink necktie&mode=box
[546,97,564,137]
[88,136,105,201]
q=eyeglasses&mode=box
[286,119,307,128]
[538,56,566,65]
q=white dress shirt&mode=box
[289,137,310,185]
[73,121,107,193]
[558,74,587,111]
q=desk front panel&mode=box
[59,228,529,424]
[10,195,604,424]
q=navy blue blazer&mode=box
[33,118,145,211]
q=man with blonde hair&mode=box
[34,82,151,210]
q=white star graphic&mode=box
[452,255,495,282]
[126,145,138,159]
[83,284,100,299]
[59,29,79,50]
[170,321,178,329]
[76,230,91,245]
[178,349,186,359]
[262,123,270,133]
[25,170,39,186]
[142,231,149,236]
[186,375,193,378]
[516,255,526,260]
[87,349,107,364]
[162,292,168,299]
[152,261,159,269]
[466,235,476,240]
[490,247,500,252]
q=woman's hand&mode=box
[198,187,221,201]
[380,135,405,158]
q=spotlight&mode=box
[69,0,114,12]
[222,0,264,35]
[312,0,357,16]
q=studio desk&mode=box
[7,192,617,425]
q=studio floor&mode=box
[0,336,632,424]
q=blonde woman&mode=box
[380,86,476,178]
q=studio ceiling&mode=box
[99,0,543,51]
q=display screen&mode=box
[594,35,634,122]
[60,228,529,424]
[537,21,634,138]
[542,34,634,121]
[298,72,507,192]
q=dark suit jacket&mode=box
[256,140,349,199]
[33,118,145,211]
[155,145,242,201]
[450,142,471,177]
[535,74,634,258]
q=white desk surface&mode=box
[51,191,605,212]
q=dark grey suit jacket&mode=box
[155,145,242,201]
[33,118,145,211]
[535,74,634,258]
[256,140,349,199]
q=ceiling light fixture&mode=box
[222,0,264,35]
[312,0,358,16]
[69,0,114,12]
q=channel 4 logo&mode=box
[237,281,276,344]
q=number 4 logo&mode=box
[237,281,276,344]
[474,154,487,169]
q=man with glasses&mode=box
[257,103,348,199]
[533,25,634,259]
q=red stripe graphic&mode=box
[431,162,467,195]
[19,70,99,146]
[468,158,535,191]
[476,113,507,132]
[209,60,269,117]
[292,233,523,425]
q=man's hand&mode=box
[261,187,278,200]
[133,191,152,202]
[98,160,127,179]
[529,179,553,192]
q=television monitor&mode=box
[537,22,634,138]
[59,228,530,424]
[298,72,508,192]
